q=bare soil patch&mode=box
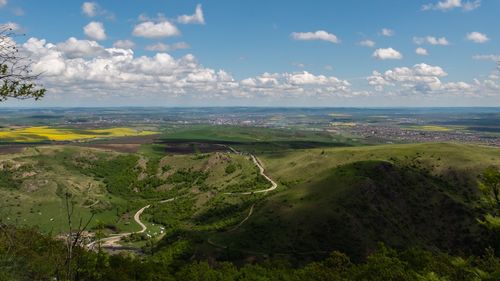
[0,145,27,155]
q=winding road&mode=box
[224,154,278,195]
[87,147,277,251]
[86,202,163,250]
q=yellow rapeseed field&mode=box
[0,126,157,142]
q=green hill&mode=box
[206,143,500,262]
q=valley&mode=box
[0,108,499,280]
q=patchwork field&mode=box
[0,126,157,142]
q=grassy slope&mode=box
[210,143,500,261]
[0,144,266,240]
[2,140,499,264]
[0,146,145,233]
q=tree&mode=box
[0,24,46,102]
[478,167,500,231]
[479,167,500,209]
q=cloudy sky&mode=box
[1,0,499,107]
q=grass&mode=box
[0,143,266,239]
[205,143,500,261]
[1,132,499,263]
[161,125,353,144]
[0,126,157,142]
[0,146,148,233]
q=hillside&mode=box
[1,142,499,266]
[204,143,500,262]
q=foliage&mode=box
[0,25,46,102]
[478,167,500,231]
[1,225,500,281]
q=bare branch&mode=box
[0,24,46,101]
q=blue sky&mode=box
[1,0,499,107]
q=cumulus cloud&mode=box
[113,39,135,49]
[291,30,340,44]
[82,2,97,17]
[413,36,450,45]
[422,0,481,11]
[466,31,489,43]
[55,37,108,58]
[177,4,205,25]
[359,39,375,47]
[379,28,394,37]
[416,47,429,56]
[368,63,447,92]
[83,21,106,41]
[132,20,180,38]
[366,63,495,96]
[0,0,6,8]
[145,42,190,52]
[20,37,355,102]
[372,48,403,60]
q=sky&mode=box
[1,0,499,107]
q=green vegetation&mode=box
[160,125,357,153]
[2,225,500,281]
[199,143,500,262]
[478,167,500,231]
[0,122,499,280]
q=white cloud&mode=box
[368,63,446,92]
[132,21,180,38]
[0,0,7,8]
[56,37,108,58]
[113,39,135,49]
[413,36,450,45]
[366,63,493,96]
[83,21,106,41]
[372,48,403,60]
[291,30,340,44]
[473,54,500,61]
[422,0,480,11]
[81,2,114,19]
[145,42,190,52]
[359,39,375,47]
[462,0,481,11]
[20,37,355,102]
[379,28,394,37]
[82,2,97,17]
[416,47,429,56]
[466,32,489,43]
[177,4,205,25]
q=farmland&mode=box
[0,126,157,142]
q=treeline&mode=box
[1,224,499,281]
